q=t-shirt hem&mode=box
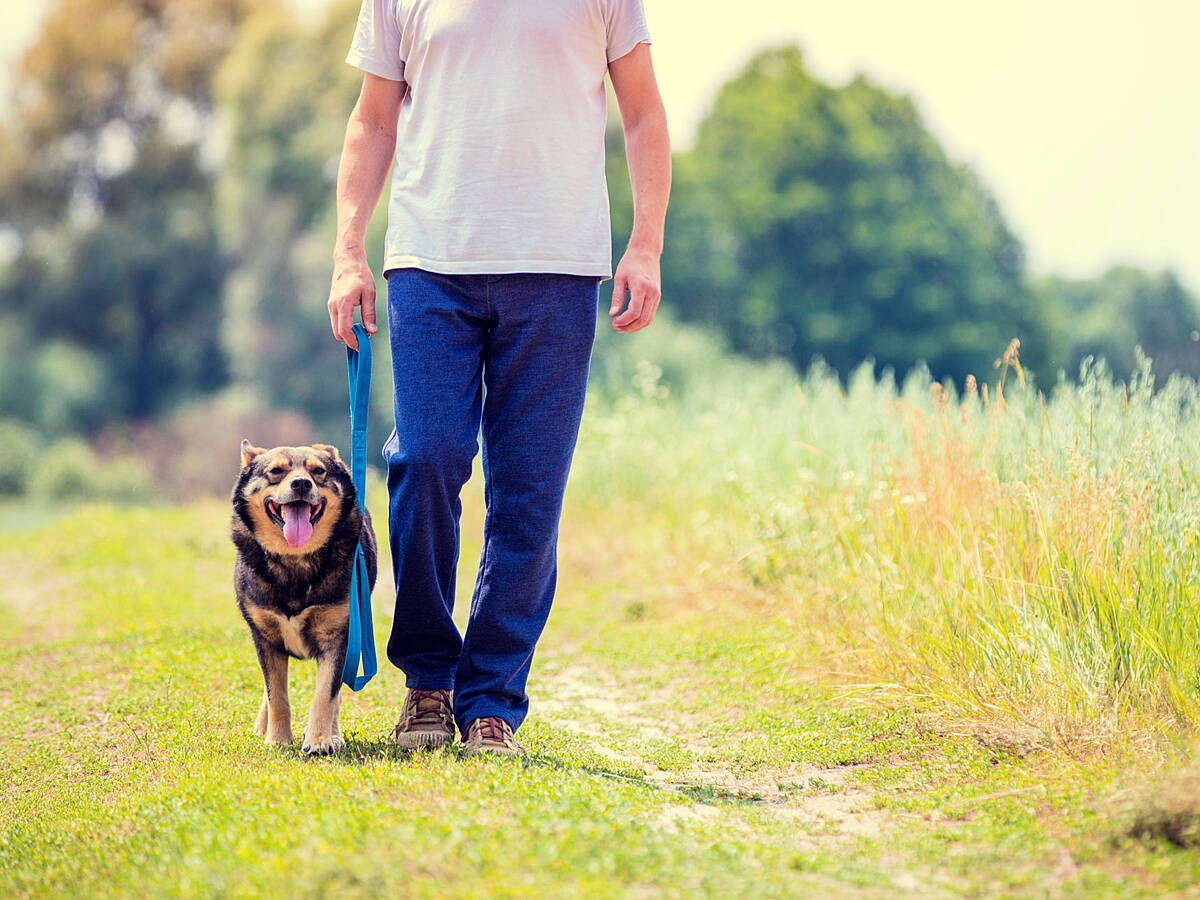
[383,255,614,279]
[344,50,405,83]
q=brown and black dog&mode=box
[231,440,377,754]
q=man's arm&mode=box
[608,42,671,334]
[329,73,407,349]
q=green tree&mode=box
[662,46,1045,384]
[1035,266,1200,380]
[0,0,250,431]
[213,0,395,444]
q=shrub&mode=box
[28,439,156,502]
[100,388,317,500]
[28,440,95,500]
[0,419,39,495]
[96,457,157,502]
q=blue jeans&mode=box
[382,268,599,734]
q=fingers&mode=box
[624,296,659,332]
[612,275,660,332]
[327,290,360,349]
[361,284,378,336]
[609,274,628,317]
[337,298,359,350]
[327,277,376,349]
[637,292,661,331]
[612,279,643,330]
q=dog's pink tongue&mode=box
[281,503,313,548]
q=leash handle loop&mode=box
[342,322,377,691]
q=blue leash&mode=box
[341,322,377,691]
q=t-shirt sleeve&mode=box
[604,0,652,63]
[345,0,406,82]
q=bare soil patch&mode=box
[534,656,889,840]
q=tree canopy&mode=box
[661,46,1050,384]
[1035,267,1200,381]
[0,0,252,430]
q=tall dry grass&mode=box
[577,315,1200,745]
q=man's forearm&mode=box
[334,110,398,259]
[623,107,671,254]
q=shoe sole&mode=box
[393,730,454,750]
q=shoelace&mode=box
[403,689,452,727]
[471,716,518,747]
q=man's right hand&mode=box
[328,250,378,350]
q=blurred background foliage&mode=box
[0,0,1197,499]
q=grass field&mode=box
[4,321,1200,897]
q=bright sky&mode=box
[2,0,1197,293]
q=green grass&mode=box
[5,322,1200,895]
[1,495,1197,897]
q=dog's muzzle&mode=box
[264,490,327,549]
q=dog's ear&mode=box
[311,443,342,462]
[240,439,266,468]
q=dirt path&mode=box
[533,655,888,843]
[0,558,73,643]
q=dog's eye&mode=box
[311,466,325,477]
[268,467,286,478]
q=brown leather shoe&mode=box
[462,716,525,758]
[392,688,454,750]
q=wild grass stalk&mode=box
[578,316,1200,743]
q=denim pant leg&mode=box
[383,269,488,689]
[453,273,600,733]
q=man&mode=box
[328,0,670,756]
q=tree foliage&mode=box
[212,0,394,444]
[0,0,251,429]
[1035,267,1200,380]
[661,47,1046,383]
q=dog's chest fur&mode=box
[245,604,347,660]
[233,542,365,661]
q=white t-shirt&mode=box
[345,0,651,278]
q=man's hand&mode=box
[609,243,661,333]
[328,250,378,350]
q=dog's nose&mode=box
[289,477,312,494]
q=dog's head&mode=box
[233,440,355,555]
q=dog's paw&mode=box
[264,729,293,747]
[301,731,345,756]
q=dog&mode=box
[231,439,377,754]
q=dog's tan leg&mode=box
[302,653,345,755]
[260,646,293,745]
[253,689,269,736]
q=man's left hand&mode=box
[609,244,662,333]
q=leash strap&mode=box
[341,322,377,691]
